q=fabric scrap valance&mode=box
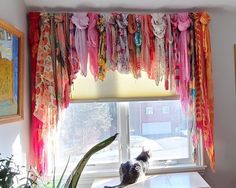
[28,11,215,174]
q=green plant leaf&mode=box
[52,165,55,188]
[56,157,70,188]
[64,133,118,188]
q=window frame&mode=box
[66,96,204,173]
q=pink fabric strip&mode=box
[171,14,179,91]
[87,13,99,80]
[71,13,89,76]
[177,12,191,109]
[140,15,151,72]
[69,14,80,83]
[165,14,172,90]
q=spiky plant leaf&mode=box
[64,133,118,188]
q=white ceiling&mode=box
[24,0,236,11]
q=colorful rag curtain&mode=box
[28,12,45,173]
[193,12,215,170]
[28,11,215,174]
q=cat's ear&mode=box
[147,150,152,158]
[142,146,145,152]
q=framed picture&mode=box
[0,19,24,124]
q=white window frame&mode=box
[72,97,205,175]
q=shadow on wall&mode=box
[0,123,27,165]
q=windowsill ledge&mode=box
[80,164,207,181]
[147,164,207,176]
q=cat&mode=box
[104,149,151,188]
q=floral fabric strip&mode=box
[53,13,70,109]
[97,14,108,81]
[34,13,57,126]
[134,16,142,78]
[151,13,166,86]
[115,13,129,73]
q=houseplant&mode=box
[0,133,118,188]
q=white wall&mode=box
[204,10,236,188]
[0,0,29,165]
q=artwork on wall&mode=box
[0,19,24,124]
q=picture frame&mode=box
[0,19,24,124]
[234,44,236,93]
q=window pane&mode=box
[55,102,118,171]
[129,100,190,161]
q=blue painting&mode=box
[0,29,19,116]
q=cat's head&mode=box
[136,148,152,162]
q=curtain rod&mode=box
[27,6,212,14]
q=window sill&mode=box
[147,164,207,176]
[80,164,207,181]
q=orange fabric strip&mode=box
[194,12,215,170]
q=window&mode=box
[51,99,198,174]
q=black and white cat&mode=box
[104,149,151,188]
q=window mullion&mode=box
[118,102,129,163]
